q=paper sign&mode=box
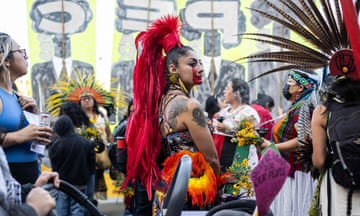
[24,111,39,125]
[250,149,290,216]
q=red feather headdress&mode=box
[123,15,182,199]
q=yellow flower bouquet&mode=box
[219,117,263,201]
[77,125,105,153]
[231,116,263,147]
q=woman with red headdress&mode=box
[124,15,220,215]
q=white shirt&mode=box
[213,104,260,136]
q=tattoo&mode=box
[168,98,188,129]
[192,107,206,127]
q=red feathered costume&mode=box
[123,15,182,200]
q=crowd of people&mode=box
[1,2,360,216]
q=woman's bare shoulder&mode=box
[312,104,327,126]
[313,104,327,115]
[186,99,207,128]
[167,95,191,115]
[167,95,201,110]
[167,96,205,127]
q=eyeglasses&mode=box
[11,49,27,58]
[80,96,93,101]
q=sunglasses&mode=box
[10,49,27,58]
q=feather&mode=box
[238,33,331,58]
[123,15,182,200]
[296,99,314,168]
[240,0,359,76]
[161,151,217,207]
[239,0,359,176]
[46,70,124,117]
[296,95,320,178]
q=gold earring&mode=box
[169,73,178,83]
[178,78,188,94]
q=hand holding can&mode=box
[39,113,51,128]
[38,113,51,144]
[30,113,52,154]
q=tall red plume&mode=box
[340,0,360,79]
[123,15,182,200]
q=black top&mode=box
[49,115,96,186]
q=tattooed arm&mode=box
[172,98,220,176]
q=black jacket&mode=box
[49,115,96,186]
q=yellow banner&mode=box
[23,0,310,114]
[109,0,305,107]
[27,0,97,112]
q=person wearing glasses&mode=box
[0,32,53,184]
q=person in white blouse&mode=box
[213,78,260,171]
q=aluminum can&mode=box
[116,136,126,149]
[39,113,51,127]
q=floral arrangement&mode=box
[231,116,263,147]
[228,158,254,197]
[76,124,104,153]
[219,117,263,200]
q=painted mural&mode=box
[25,0,301,116]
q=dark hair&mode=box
[126,99,134,118]
[164,45,194,92]
[165,45,194,70]
[92,99,101,115]
[60,101,90,127]
[205,95,220,119]
[104,103,115,118]
[231,78,250,104]
[53,115,75,136]
[324,76,360,110]
[78,96,101,115]
[252,93,274,109]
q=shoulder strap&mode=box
[326,111,330,137]
[17,111,25,130]
[327,170,331,216]
[13,91,25,130]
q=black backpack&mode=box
[327,103,360,189]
